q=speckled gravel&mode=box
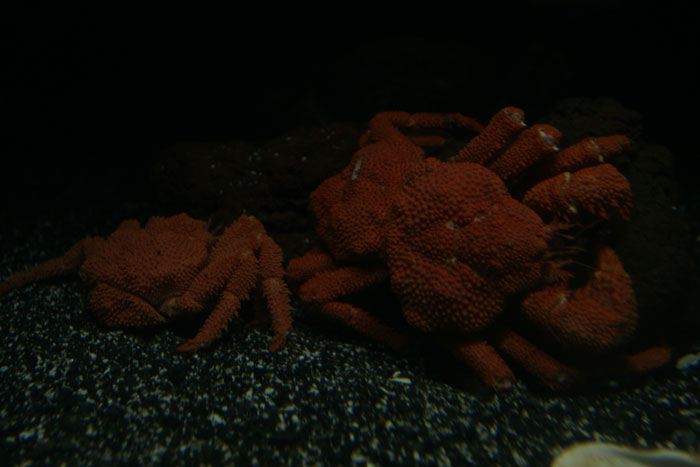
[1,202,699,466]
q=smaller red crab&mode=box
[0,213,292,351]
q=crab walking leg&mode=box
[259,235,292,351]
[523,164,633,221]
[404,112,484,132]
[0,238,95,295]
[298,266,388,304]
[316,301,409,351]
[406,135,451,147]
[586,344,674,378]
[261,278,292,351]
[492,328,578,391]
[545,135,631,175]
[176,254,259,352]
[172,253,249,313]
[453,107,526,164]
[361,111,484,148]
[445,337,515,390]
[487,124,561,180]
[622,345,672,373]
[286,246,338,283]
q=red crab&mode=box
[0,213,292,352]
[287,108,670,390]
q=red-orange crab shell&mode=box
[385,158,549,333]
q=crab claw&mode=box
[521,247,637,353]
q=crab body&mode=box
[385,158,549,334]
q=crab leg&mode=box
[445,328,577,391]
[491,328,579,391]
[298,266,388,304]
[544,135,631,175]
[445,336,515,390]
[259,235,292,351]
[523,163,633,221]
[171,253,249,313]
[453,107,526,164]
[363,111,483,148]
[316,301,409,351]
[0,237,96,295]
[286,246,338,283]
[487,124,561,180]
[176,253,259,352]
[621,345,672,373]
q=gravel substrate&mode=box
[1,201,699,466]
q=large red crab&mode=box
[287,108,670,390]
[0,213,292,352]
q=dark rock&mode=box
[151,123,365,259]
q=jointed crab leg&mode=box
[175,253,259,352]
[259,235,292,351]
[544,135,631,175]
[446,336,516,390]
[176,218,293,352]
[317,301,410,351]
[453,107,526,164]
[287,246,405,349]
[445,327,578,391]
[286,246,338,283]
[0,238,95,295]
[491,328,579,390]
[488,124,561,180]
[298,266,388,304]
[362,111,483,148]
[523,164,633,221]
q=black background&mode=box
[2,2,696,217]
